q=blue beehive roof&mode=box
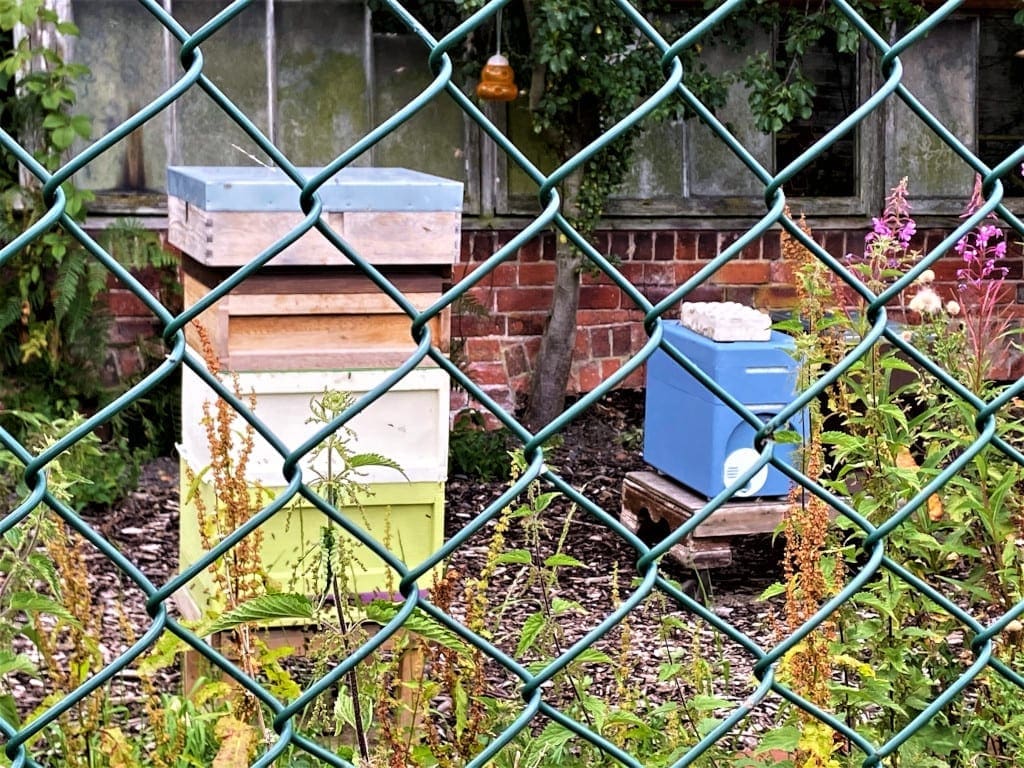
[166,166,464,213]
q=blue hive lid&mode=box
[167,166,464,213]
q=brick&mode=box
[105,289,153,318]
[600,358,623,381]
[542,233,558,261]
[724,286,756,305]
[580,285,621,310]
[451,263,477,281]
[577,308,632,325]
[632,232,653,261]
[770,260,798,283]
[619,262,645,284]
[697,232,718,261]
[654,232,675,261]
[762,232,781,262]
[109,317,161,344]
[507,313,547,336]
[681,284,725,303]
[496,287,552,312]
[487,263,517,287]
[822,231,847,260]
[1001,259,1022,281]
[643,262,675,286]
[594,231,611,256]
[672,262,701,285]
[518,237,542,263]
[611,325,633,356]
[504,343,531,379]
[642,285,676,305]
[609,232,632,261]
[676,232,697,261]
[590,327,612,358]
[622,366,646,390]
[575,361,603,393]
[468,361,508,387]
[466,337,502,361]
[472,231,496,262]
[453,314,506,337]
[518,262,556,286]
[495,230,516,247]
[710,261,771,285]
[574,329,591,358]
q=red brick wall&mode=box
[104,226,1024,411]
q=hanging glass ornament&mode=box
[476,53,517,101]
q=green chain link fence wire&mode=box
[3,0,1024,765]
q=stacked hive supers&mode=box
[168,166,462,613]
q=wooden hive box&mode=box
[170,166,460,619]
[167,166,462,371]
[177,340,450,610]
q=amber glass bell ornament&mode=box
[476,53,517,102]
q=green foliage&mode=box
[448,409,512,481]
[771,181,1024,766]
[0,4,181,505]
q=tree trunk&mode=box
[524,167,585,431]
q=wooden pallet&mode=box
[620,471,790,569]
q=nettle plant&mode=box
[775,176,1024,767]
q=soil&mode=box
[16,388,789,748]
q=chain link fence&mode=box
[3,0,1024,766]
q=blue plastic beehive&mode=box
[643,321,805,498]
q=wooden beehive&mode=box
[169,166,460,616]
[167,166,461,371]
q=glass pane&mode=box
[687,33,774,198]
[172,1,271,169]
[978,15,1024,197]
[71,0,170,192]
[888,18,976,199]
[372,34,468,187]
[275,1,370,167]
[774,31,857,197]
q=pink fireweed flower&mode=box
[955,173,1012,386]
[853,178,920,293]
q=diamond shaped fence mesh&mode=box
[3,0,1024,766]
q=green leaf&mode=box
[753,725,801,754]
[532,491,561,513]
[363,602,470,653]
[516,611,546,657]
[496,548,532,565]
[9,592,78,626]
[571,647,611,665]
[50,125,75,150]
[0,649,37,678]
[759,581,787,600]
[543,553,585,568]
[205,593,314,636]
[0,694,19,729]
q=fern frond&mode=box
[52,248,87,324]
[0,294,22,333]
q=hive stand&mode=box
[620,470,790,575]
